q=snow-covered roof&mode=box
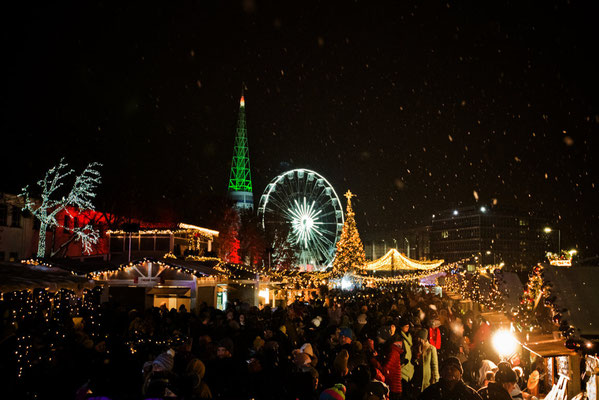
[543,265,599,337]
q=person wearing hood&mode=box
[184,358,212,399]
[477,360,498,388]
[382,336,403,400]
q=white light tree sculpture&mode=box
[20,158,102,258]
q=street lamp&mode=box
[486,250,496,265]
[544,227,561,253]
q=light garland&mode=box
[88,258,219,280]
[362,248,444,271]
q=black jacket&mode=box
[418,379,482,400]
[477,382,512,400]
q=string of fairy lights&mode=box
[508,264,597,354]
[439,263,507,311]
[3,286,104,379]
[4,253,595,385]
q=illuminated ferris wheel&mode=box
[258,169,344,269]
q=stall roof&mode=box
[518,333,577,357]
[543,265,599,337]
[163,259,225,277]
[43,258,121,275]
[0,261,94,293]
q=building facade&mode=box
[363,226,432,261]
[0,193,37,261]
[430,205,550,266]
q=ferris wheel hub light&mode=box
[302,216,314,229]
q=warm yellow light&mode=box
[258,288,269,305]
[544,227,552,233]
[568,249,577,256]
[492,330,517,358]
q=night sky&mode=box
[2,0,598,253]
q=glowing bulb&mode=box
[492,330,517,358]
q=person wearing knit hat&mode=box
[477,362,517,400]
[441,356,464,375]
[420,356,481,400]
[320,383,346,400]
[339,327,353,344]
[152,352,175,372]
[143,352,178,397]
[217,338,234,358]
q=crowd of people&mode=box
[1,285,547,400]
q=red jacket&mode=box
[383,342,403,394]
[429,327,441,350]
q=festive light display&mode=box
[107,226,217,240]
[546,250,574,267]
[20,158,103,257]
[332,190,366,274]
[228,91,254,210]
[2,286,104,379]
[513,264,547,332]
[88,258,219,280]
[362,248,444,271]
[258,169,344,269]
[439,262,507,311]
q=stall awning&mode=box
[519,333,577,357]
[147,287,190,297]
[0,261,95,293]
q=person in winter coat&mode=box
[477,362,517,400]
[418,357,482,400]
[398,318,414,383]
[415,329,439,392]
[382,338,403,400]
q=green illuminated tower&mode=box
[228,90,254,210]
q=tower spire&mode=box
[228,87,254,210]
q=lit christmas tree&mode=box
[514,264,547,332]
[332,190,366,274]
